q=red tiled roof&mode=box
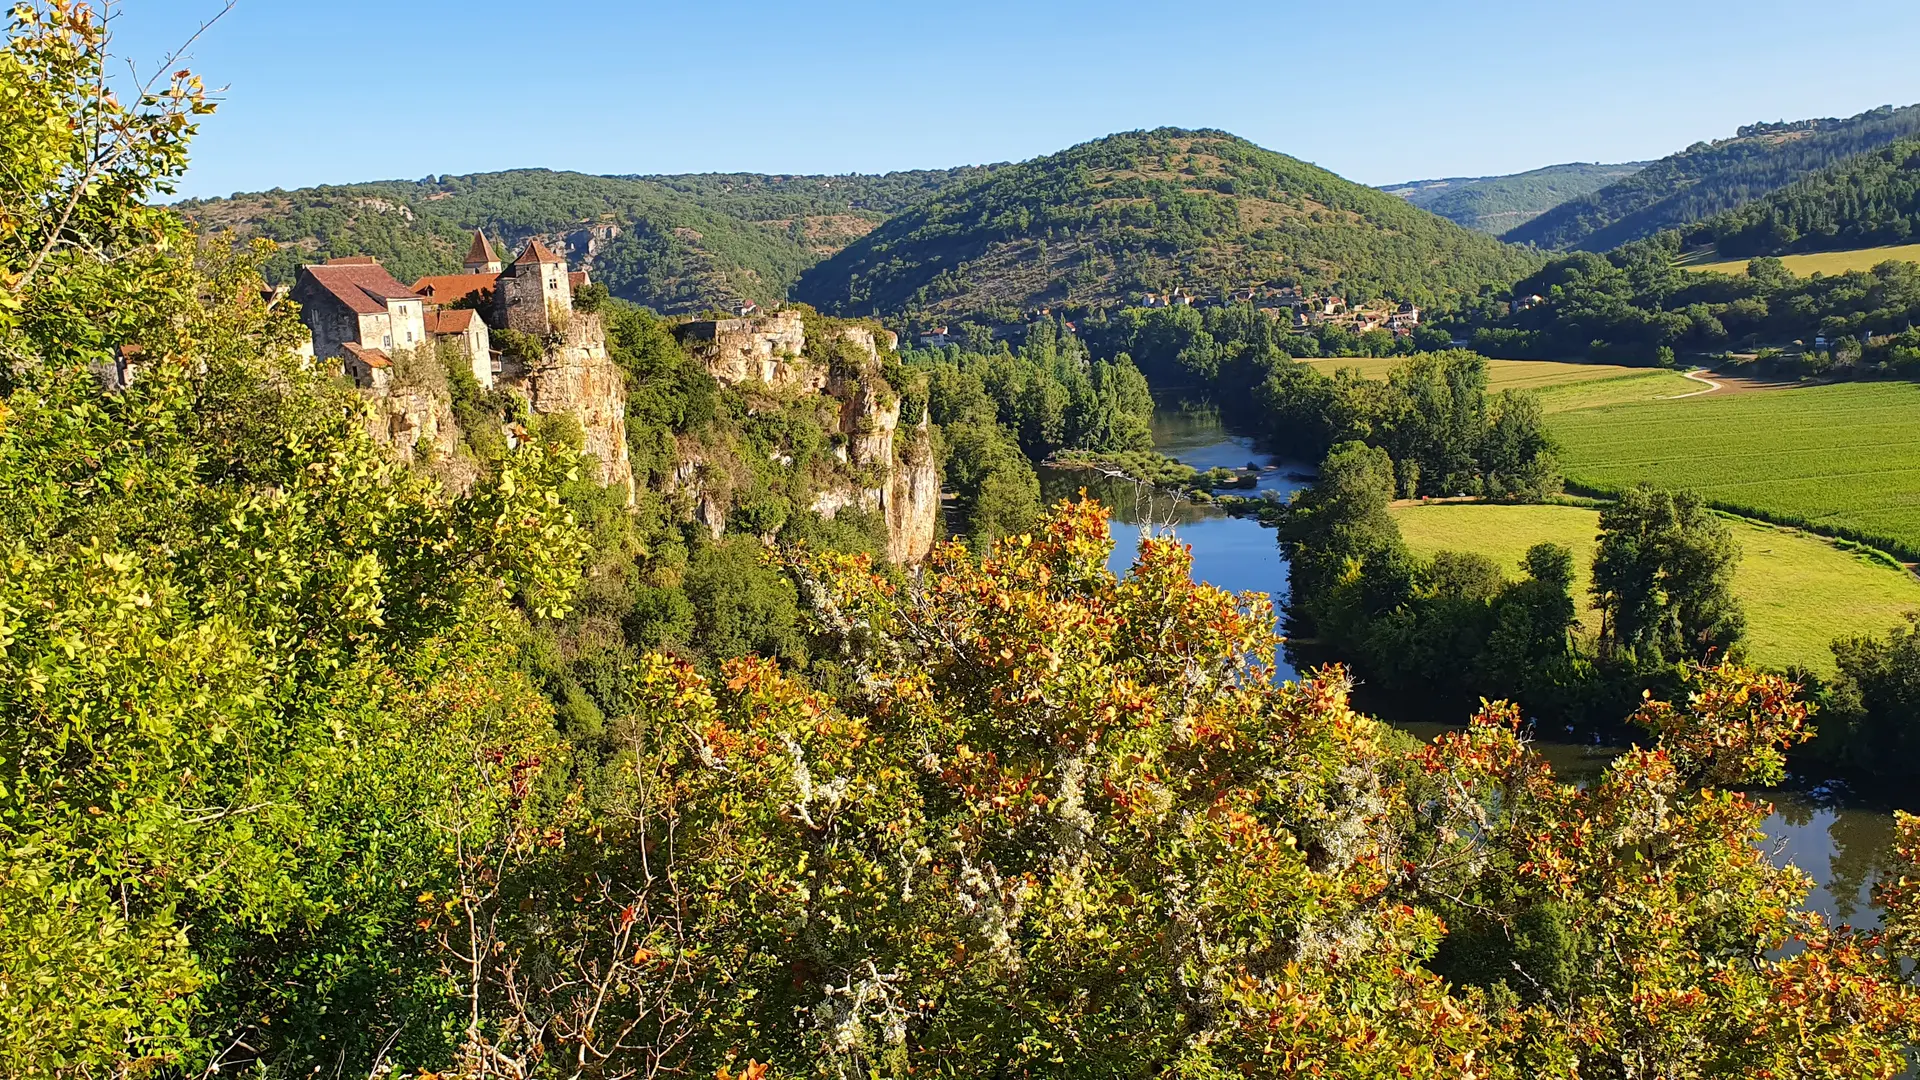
[410,272,497,304]
[301,261,421,315]
[514,239,564,265]
[568,270,589,289]
[341,342,391,369]
[324,256,379,266]
[424,309,478,335]
[464,230,498,266]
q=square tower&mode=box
[496,239,572,336]
[464,230,503,274]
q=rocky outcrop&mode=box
[884,421,940,564]
[673,311,822,389]
[515,313,634,502]
[668,309,939,564]
[368,385,458,466]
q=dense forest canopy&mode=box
[795,128,1542,320]
[178,165,988,313]
[1692,136,1920,257]
[1504,104,1920,251]
[1382,161,1648,234]
[1466,232,1920,370]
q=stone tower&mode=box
[463,230,503,274]
[496,239,572,336]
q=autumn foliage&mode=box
[447,500,1920,1079]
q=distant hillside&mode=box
[1690,137,1920,259]
[794,128,1541,320]
[180,166,989,314]
[1504,104,1920,251]
[1382,162,1646,233]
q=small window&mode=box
[383,335,392,348]
[406,331,414,343]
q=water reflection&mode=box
[1037,402,1311,680]
[1031,397,1899,928]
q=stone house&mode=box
[292,257,428,364]
[495,239,573,336]
[340,342,392,391]
[425,308,494,388]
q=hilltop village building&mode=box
[294,230,596,392]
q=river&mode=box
[1037,398,1902,928]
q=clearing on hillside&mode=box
[1546,381,1920,559]
[1388,502,1920,673]
[1679,243,1920,277]
[1300,357,1697,411]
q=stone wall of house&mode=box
[496,260,572,336]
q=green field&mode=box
[1547,381,1920,559]
[1301,357,1697,412]
[1389,502,1920,672]
[1679,243,1920,277]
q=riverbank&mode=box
[1093,395,1905,929]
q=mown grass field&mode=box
[1546,381,1920,559]
[1679,242,1920,276]
[1389,502,1920,672]
[1301,357,1697,412]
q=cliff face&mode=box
[884,418,940,564]
[518,313,634,502]
[671,311,940,563]
[675,311,820,389]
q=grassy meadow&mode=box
[1546,381,1920,559]
[1678,242,1920,276]
[1301,356,1697,412]
[1389,502,1920,672]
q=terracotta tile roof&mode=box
[341,342,391,369]
[514,239,564,265]
[464,230,498,266]
[568,270,589,289]
[302,261,421,315]
[324,256,379,266]
[410,272,497,304]
[424,309,478,335]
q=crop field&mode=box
[1679,242,1920,277]
[1300,357,1696,411]
[1388,502,1920,672]
[1547,381,1920,559]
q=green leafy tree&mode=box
[1592,485,1745,664]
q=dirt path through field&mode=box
[1664,367,1806,398]
[1666,369,1722,398]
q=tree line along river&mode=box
[1034,399,1902,929]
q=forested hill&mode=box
[793,128,1542,320]
[1690,137,1920,258]
[1382,162,1647,233]
[179,165,990,314]
[1503,103,1920,252]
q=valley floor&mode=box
[1547,379,1920,559]
[1390,501,1920,673]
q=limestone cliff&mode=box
[513,312,634,502]
[884,418,940,564]
[671,310,940,563]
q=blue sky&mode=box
[113,0,1920,199]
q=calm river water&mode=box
[1037,398,1902,928]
